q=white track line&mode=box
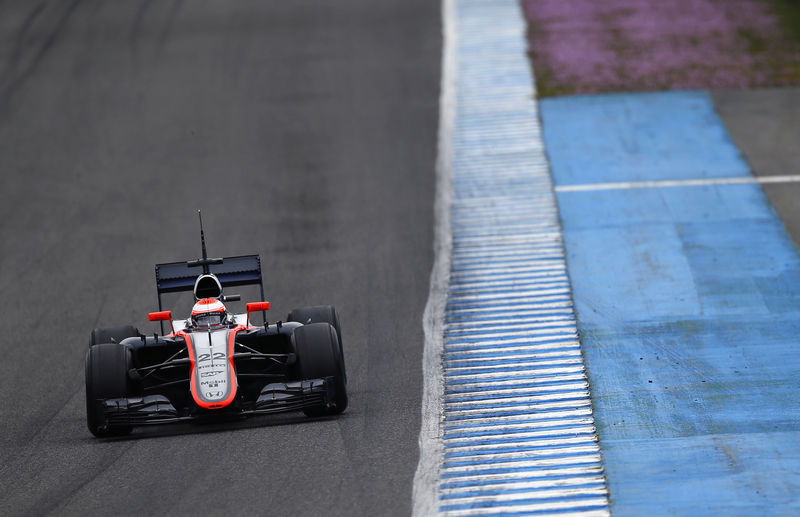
[555,174,800,192]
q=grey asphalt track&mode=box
[0,1,439,516]
[713,88,800,246]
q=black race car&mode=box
[85,220,347,437]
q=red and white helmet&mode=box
[191,298,228,327]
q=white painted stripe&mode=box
[451,273,567,287]
[450,255,566,268]
[446,326,576,339]
[441,454,604,474]
[452,270,568,283]
[444,444,600,463]
[453,244,565,257]
[452,199,556,210]
[445,314,574,329]
[445,327,577,341]
[446,412,593,427]
[446,301,574,315]
[445,400,593,418]
[449,282,571,297]
[453,221,557,230]
[446,289,572,304]
[442,472,604,492]
[444,416,595,436]
[445,434,597,451]
[452,237,562,248]
[441,476,607,498]
[440,499,610,517]
[445,351,583,366]
[446,335,578,349]
[441,485,608,504]
[445,360,585,375]
[446,383,589,401]
[452,234,564,248]
[444,424,595,441]
[446,322,576,335]
[452,247,565,261]
[449,260,566,274]
[447,340,580,352]
[450,275,570,291]
[446,367,585,382]
[451,226,563,240]
[445,344,581,359]
[445,435,597,453]
[447,379,585,393]
[446,349,582,364]
[447,287,571,302]
[445,345,581,358]
[445,390,590,408]
[440,465,604,485]
[554,174,800,192]
[447,368,586,390]
[445,379,589,401]
[447,315,576,328]
[444,335,579,349]
[451,280,570,293]
[452,235,560,245]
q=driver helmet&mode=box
[191,298,228,328]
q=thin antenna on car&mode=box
[187,210,222,273]
[198,210,209,274]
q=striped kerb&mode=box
[437,1,611,515]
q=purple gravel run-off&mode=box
[522,0,800,95]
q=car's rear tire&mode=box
[288,306,345,383]
[85,343,134,437]
[292,323,348,417]
[91,325,139,347]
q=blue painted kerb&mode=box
[540,90,800,515]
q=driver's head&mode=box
[191,298,227,328]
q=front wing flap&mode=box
[96,378,335,431]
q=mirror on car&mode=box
[246,302,270,325]
[246,302,270,313]
[148,310,174,333]
[148,310,172,321]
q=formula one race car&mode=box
[85,215,347,437]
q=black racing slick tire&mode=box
[292,323,348,417]
[288,306,346,383]
[85,343,133,437]
[91,325,139,347]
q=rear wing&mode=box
[154,255,265,327]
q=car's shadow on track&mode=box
[91,411,344,442]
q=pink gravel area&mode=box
[522,0,800,96]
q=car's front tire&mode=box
[288,306,345,383]
[292,323,348,417]
[85,343,134,437]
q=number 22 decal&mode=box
[197,352,227,362]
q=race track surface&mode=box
[541,90,800,514]
[0,1,440,515]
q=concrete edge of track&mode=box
[412,0,455,514]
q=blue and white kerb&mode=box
[431,0,612,515]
